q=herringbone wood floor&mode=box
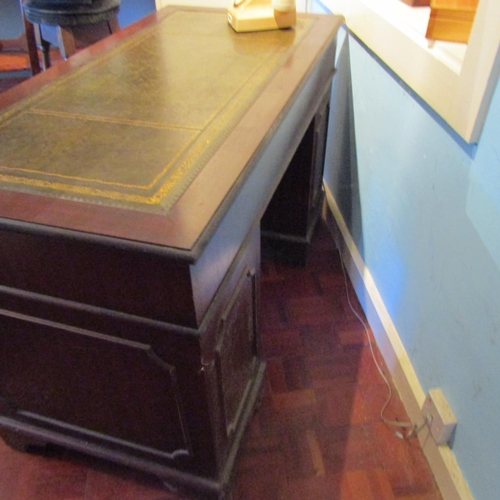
[0,221,441,499]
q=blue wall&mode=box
[324,27,500,500]
[1,0,24,38]
[117,0,156,28]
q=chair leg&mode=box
[34,24,51,69]
[57,26,77,60]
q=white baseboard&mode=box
[322,183,474,500]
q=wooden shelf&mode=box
[426,0,478,43]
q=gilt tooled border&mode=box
[0,13,314,213]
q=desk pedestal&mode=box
[0,8,343,499]
[0,223,263,499]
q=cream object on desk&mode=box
[227,0,296,32]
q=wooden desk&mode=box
[0,8,343,499]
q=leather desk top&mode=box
[0,8,343,253]
[0,11,311,214]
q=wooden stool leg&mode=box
[22,16,42,75]
[57,26,77,59]
[34,24,51,70]
[107,13,120,34]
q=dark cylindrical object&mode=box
[23,0,121,26]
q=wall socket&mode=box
[421,388,457,445]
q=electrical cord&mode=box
[338,248,417,438]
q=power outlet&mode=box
[421,388,457,445]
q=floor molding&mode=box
[322,183,474,500]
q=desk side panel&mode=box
[0,225,198,327]
[0,305,218,478]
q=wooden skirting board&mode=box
[322,183,474,500]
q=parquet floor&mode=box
[0,222,441,499]
[233,223,441,500]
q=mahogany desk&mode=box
[0,8,342,499]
